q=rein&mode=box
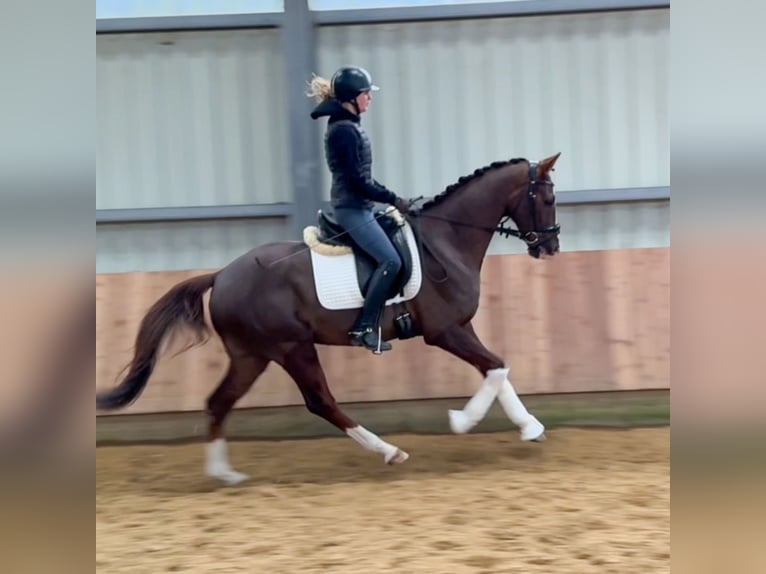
[412,212,559,249]
[411,212,530,239]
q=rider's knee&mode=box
[381,257,401,275]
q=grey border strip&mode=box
[315,0,669,25]
[96,12,283,33]
[95,188,668,224]
[96,203,293,224]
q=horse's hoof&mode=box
[386,449,409,465]
[207,468,249,486]
[448,409,473,434]
[520,418,546,442]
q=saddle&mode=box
[314,207,414,300]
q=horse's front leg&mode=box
[279,342,409,465]
[427,322,545,441]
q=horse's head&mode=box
[504,153,561,258]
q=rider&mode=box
[308,66,411,354]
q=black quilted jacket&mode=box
[311,99,397,210]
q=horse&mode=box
[97,153,561,485]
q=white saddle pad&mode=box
[305,221,423,311]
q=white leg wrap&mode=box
[449,368,546,441]
[448,367,507,434]
[497,380,545,441]
[205,439,249,485]
[497,379,531,426]
[346,425,408,464]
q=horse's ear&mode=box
[537,152,561,178]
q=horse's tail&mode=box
[96,272,217,410]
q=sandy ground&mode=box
[96,427,669,573]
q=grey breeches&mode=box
[333,207,402,273]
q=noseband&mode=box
[494,162,561,247]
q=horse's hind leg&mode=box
[205,351,269,485]
[279,342,409,465]
[427,322,545,441]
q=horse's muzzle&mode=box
[526,229,560,258]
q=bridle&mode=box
[495,161,560,249]
[410,161,561,249]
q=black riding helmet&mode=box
[331,66,380,102]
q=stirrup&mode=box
[349,326,392,354]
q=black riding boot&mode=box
[349,261,399,354]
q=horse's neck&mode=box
[426,169,512,271]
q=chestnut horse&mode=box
[97,153,561,485]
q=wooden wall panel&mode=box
[96,248,669,416]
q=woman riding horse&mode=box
[308,66,411,353]
[97,65,560,481]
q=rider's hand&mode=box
[394,197,411,214]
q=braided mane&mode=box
[417,157,527,210]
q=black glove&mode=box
[393,196,411,214]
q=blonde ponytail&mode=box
[306,73,333,103]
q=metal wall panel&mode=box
[97,0,283,19]
[96,198,667,273]
[315,9,669,200]
[97,29,289,210]
[557,200,670,252]
[96,219,292,273]
[97,9,669,273]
